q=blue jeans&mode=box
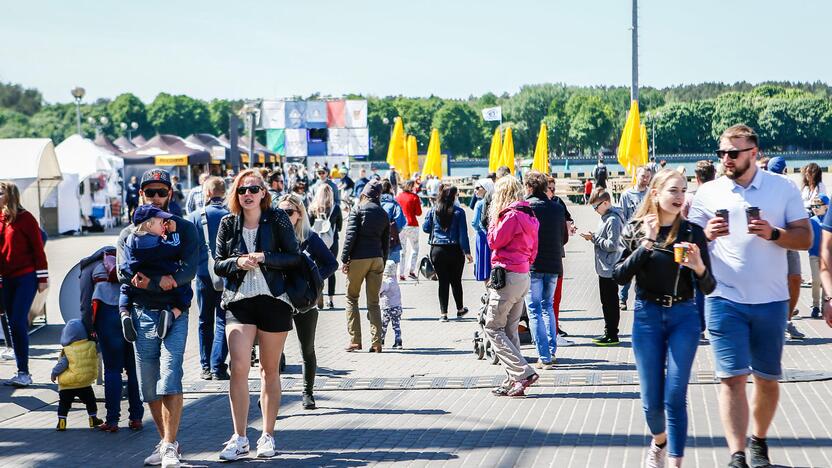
[131,305,189,402]
[195,275,228,373]
[706,297,787,380]
[632,299,701,458]
[94,303,143,425]
[619,280,631,303]
[525,272,559,363]
[2,272,37,374]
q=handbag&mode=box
[487,266,506,290]
[200,209,225,292]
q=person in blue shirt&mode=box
[380,179,406,265]
[422,185,472,322]
[809,195,828,319]
[187,177,231,380]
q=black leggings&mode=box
[430,244,465,315]
[327,239,339,297]
[292,309,318,395]
[58,386,97,417]
[598,276,620,338]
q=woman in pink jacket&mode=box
[485,176,540,397]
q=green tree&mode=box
[0,108,31,138]
[27,104,77,142]
[651,101,715,153]
[108,93,149,137]
[433,101,483,157]
[367,97,398,160]
[208,99,240,136]
[0,82,42,116]
[710,92,758,141]
[565,94,614,155]
[394,97,444,150]
[147,93,212,137]
[542,113,569,156]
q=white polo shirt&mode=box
[688,169,806,304]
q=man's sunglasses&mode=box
[236,185,262,195]
[143,188,169,198]
[811,204,825,209]
[715,146,756,159]
[592,202,603,210]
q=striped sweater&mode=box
[0,210,48,285]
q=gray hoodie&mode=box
[593,206,625,278]
[51,319,89,380]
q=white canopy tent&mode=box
[0,138,63,229]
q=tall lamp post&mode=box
[88,116,109,137]
[239,101,260,168]
[71,87,85,135]
[120,121,139,140]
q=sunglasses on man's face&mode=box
[236,185,262,195]
[811,204,825,209]
[143,188,169,198]
[715,146,756,160]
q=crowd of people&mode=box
[1,123,832,467]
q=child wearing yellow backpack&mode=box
[51,319,101,431]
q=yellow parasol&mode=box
[386,117,408,178]
[488,127,502,173]
[617,100,648,184]
[531,122,550,174]
[407,135,419,177]
[499,127,515,174]
[422,128,443,178]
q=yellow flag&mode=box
[488,127,502,173]
[532,123,549,174]
[499,127,515,174]
[407,135,419,177]
[423,128,443,177]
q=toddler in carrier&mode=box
[119,204,192,342]
[51,319,101,431]
[380,260,403,348]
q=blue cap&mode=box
[767,157,786,174]
[818,195,830,206]
[140,169,172,189]
[133,204,173,225]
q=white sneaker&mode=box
[556,335,575,347]
[5,372,32,387]
[145,441,177,466]
[0,348,14,360]
[256,432,276,458]
[160,442,181,468]
[219,434,249,461]
[644,440,667,468]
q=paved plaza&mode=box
[1,204,832,467]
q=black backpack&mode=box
[285,253,324,314]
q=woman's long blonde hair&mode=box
[489,175,524,224]
[278,193,311,243]
[633,169,686,247]
[0,181,22,223]
[309,183,334,217]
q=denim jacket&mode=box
[422,206,471,254]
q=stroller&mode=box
[472,291,532,365]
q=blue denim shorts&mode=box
[131,305,189,402]
[705,297,787,381]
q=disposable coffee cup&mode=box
[745,206,761,233]
[673,243,689,264]
[715,209,730,233]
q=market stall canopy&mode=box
[121,134,211,166]
[113,136,137,153]
[0,138,63,226]
[93,134,123,155]
[217,134,253,163]
[131,135,147,146]
[239,135,277,164]
[186,133,230,164]
[55,134,117,180]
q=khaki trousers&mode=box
[345,257,384,346]
[484,271,535,381]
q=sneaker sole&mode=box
[219,450,249,461]
[594,342,621,347]
[257,449,276,458]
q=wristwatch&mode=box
[769,228,781,241]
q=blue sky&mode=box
[1,0,829,103]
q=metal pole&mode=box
[248,113,256,168]
[651,117,656,159]
[74,98,82,135]
[631,0,639,102]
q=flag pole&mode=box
[631,0,639,102]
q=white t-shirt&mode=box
[688,169,807,304]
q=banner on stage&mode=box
[284,129,308,157]
[348,128,369,156]
[345,100,368,128]
[327,128,350,156]
[261,100,286,129]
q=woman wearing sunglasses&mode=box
[277,194,338,410]
[213,169,302,461]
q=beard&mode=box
[724,159,751,180]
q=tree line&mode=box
[1,81,831,159]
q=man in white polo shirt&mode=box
[688,124,811,468]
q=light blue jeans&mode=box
[632,298,701,458]
[132,305,189,402]
[525,272,559,363]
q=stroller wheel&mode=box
[473,331,485,360]
[485,340,500,365]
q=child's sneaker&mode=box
[392,340,402,349]
[56,418,67,431]
[88,415,104,428]
[121,314,137,342]
[157,310,173,340]
[98,422,119,433]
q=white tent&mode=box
[55,134,118,180]
[0,138,63,228]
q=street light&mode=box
[120,121,138,140]
[71,86,85,135]
[88,115,109,136]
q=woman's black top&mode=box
[613,219,716,300]
[214,208,302,300]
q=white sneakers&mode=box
[256,433,276,458]
[5,372,32,387]
[0,348,14,360]
[556,335,575,347]
[219,433,276,461]
[219,435,250,461]
[144,441,179,466]
[644,440,667,468]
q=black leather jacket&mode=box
[341,200,390,263]
[526,194,566,275]
[214,208,302,304]
[613,219,715,300]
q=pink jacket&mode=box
[487,201,539,273]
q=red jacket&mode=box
[396,191,422,227]
[0,210,48,284]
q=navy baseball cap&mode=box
[767,157,787,175]
[133,204,173,226]
[140,169,172,189]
